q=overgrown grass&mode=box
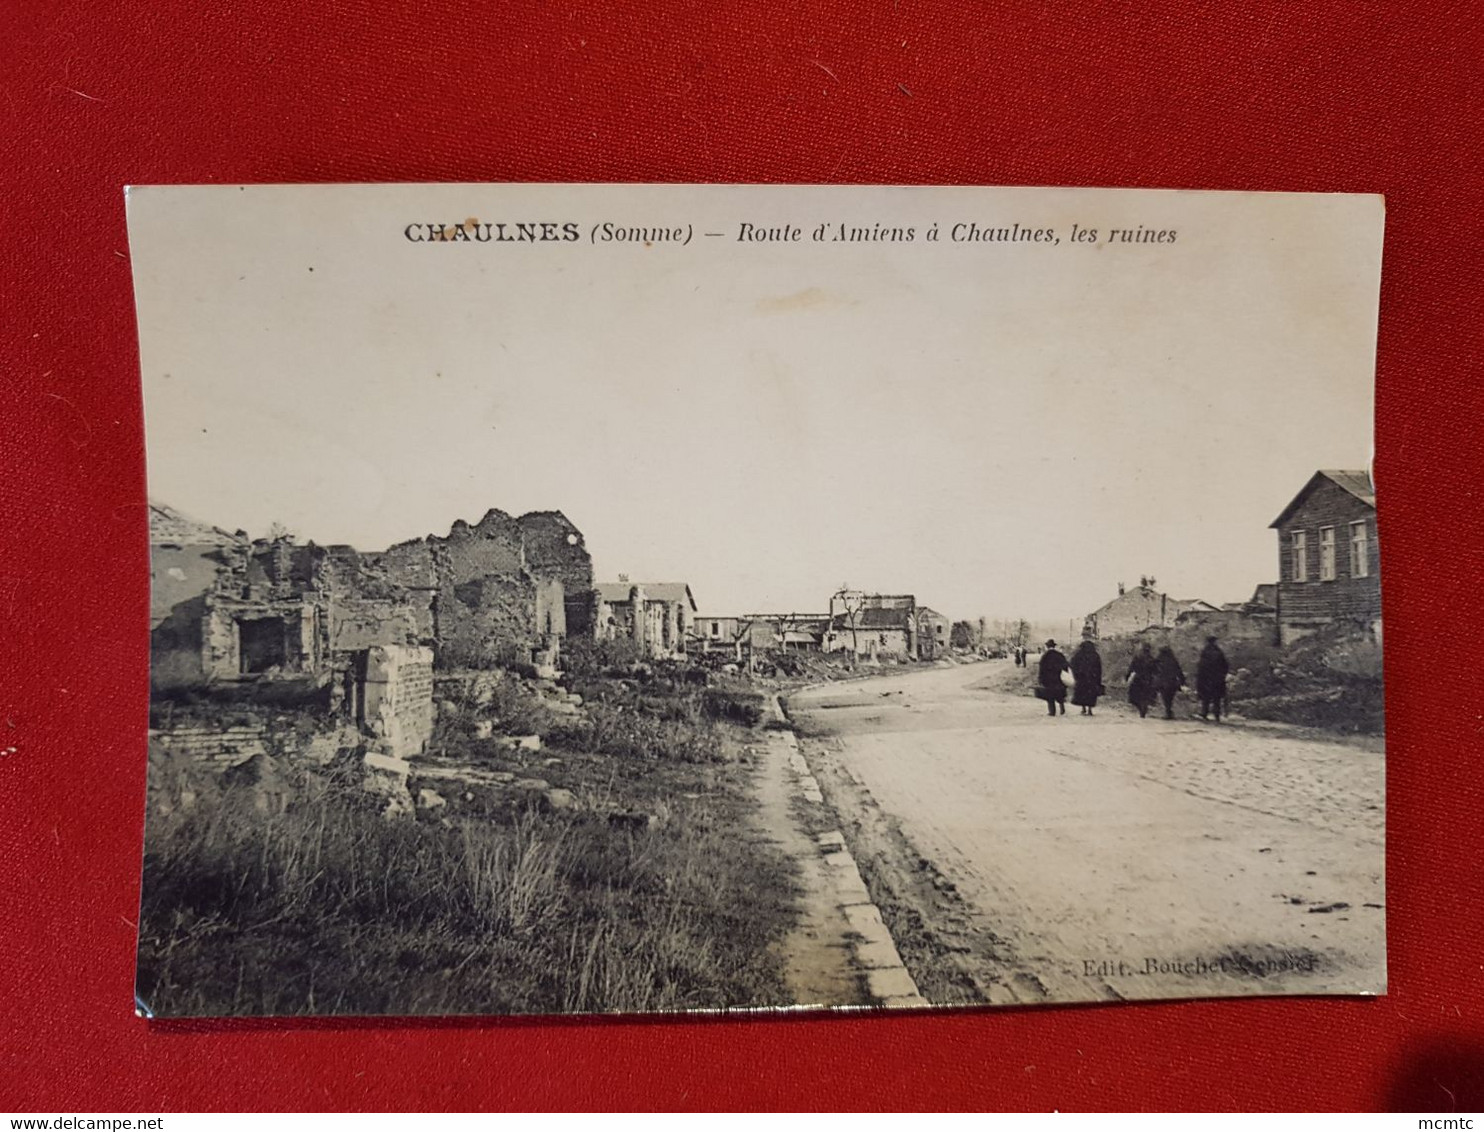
[137,757,795,1016]
[140,667,796,1017]
[551,703,723,763]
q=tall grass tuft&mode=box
[137,758,791,1016]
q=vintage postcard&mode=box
[129,184,1385,1016]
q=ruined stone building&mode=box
[690,613,832,656]
[371,508,594,673]
[148,501,436,756]
[516,511,599,636]
[915,607,952,660]
[691,615,747,655]
[825,594,921,659]
[1082,583,1216,641]
[1269,469,1380,645]
[594,581,697,659]
[149,502,256,690]
[1167,582,1278,645]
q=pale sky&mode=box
[129,184,1382,624]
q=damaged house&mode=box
[690,613,833,657]
[915,607,952,660]
[825,594,921,660]
[148,501,436,757]
[372,508,594,674]
[1082,581,1216,641]
[595,580,697,659]
[149,502,596,756]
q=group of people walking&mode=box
[1034,635,1230,721]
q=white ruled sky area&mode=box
[129,184,1381,624]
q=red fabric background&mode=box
[2,0,1481,1112]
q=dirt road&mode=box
[786,660,1385,1005]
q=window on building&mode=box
[1350,521,1369,578]
[1319,527,1336,581]
[1291,530,1308,582]
[238,616,289,674]
[710,620,721,637]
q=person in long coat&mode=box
[1196,635,1230,721]
[1070,638,1103,715]
[1037,638,1069,716]
[1154,644,1186,720]
[1127,642,1158,718]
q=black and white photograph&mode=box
[130,183,1385,1017]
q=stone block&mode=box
[817,831,847,852]
[363,751,411,775]
[844,903,884,932]
[417,788,447,810]
[835,873,872,904]
[853,937,906,970]
[865,966,921,1001]
[543,788,577,811]
[513,777,550,791]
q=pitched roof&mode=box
[148,501,243,548]
[1250,583,1278,607]
[1269,469,1375,528]
[596,582,697,610]
[837,607,913,630]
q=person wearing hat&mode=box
[1037,638,1070,716]
[1196,634,1231,721]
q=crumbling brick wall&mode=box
[1174,607,1277,645]
[330,597,421,651]
[149,724,267,768]
[373,508,589,669]
[361,644,435,758]
[518,511,595,633]
[150,543,240,691]
[439,570,540,667]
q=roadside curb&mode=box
[767,695,928,1009]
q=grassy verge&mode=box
[138,676,795,1017]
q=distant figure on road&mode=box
[1070,638,1104,715]
[1038,639,1069,716]
[1196,635,1230,722]
[1127,642,1158,718]
[1155,644,1186,720]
